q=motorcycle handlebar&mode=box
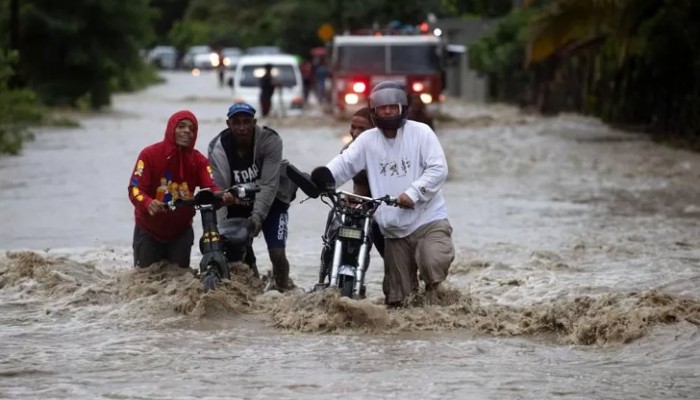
[333,190,399,207]
[168,183,261,210]
[377,195,399,207]
[226,182,260,199]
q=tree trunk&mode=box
[10,0,19,51]
[8,0,23,89]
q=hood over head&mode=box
[164,110,198,150]
[162,110,199,179]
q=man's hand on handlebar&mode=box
[396,193,415,209]
[148,199,168,216]
[221,192,239,206]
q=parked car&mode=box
[182,45,215,70]
[231,54,304,116]
[147,45,177,70]
[222,47,243,70]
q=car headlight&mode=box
[210,53,220,67]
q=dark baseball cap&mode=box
[227,102,256,118]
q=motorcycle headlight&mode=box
[338,227,362,240]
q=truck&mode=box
[329,32,445,117]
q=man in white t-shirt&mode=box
[326,81,455,307]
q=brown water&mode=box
[0,71,698,399]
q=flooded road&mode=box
[1,71,699,399]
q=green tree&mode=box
[176,0,462,57]
[0,50,42,155]
[442,0,513,18]
[469,8,534,102]
[470,0,700,143]
[150,0,190,45]
[17,0,156,108]
[168,19,210,52]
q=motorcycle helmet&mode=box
[369,81,408,131]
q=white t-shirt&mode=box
[326,120,449,238]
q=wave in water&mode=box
[0,251,263,323]
[2,251,698,345]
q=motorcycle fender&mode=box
[338,264,356,278]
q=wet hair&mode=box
[353,107,372,122]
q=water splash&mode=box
[263,280,700,346]
[262,289,391,332]
[0,252,263,322]
[2,252,698,345]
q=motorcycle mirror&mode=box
[286,164,320,198]
[311,166,336,192]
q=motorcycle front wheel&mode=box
[202,265,221,292]
[340,277,355,298]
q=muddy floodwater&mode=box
[1,71,699,399]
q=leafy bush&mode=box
[469,9,533,102]
[469,0,700,142]
[0,50,42,155]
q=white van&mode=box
[231,54,304,117]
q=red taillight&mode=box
[412,82,425,92]
[352,82,366,93]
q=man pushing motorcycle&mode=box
[323,81,455,307]
[208,103,297,292]
[128,110,230,269]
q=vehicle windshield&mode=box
[223,48,242,57]
[239,64,297,88]
[188,46,211,55]
[335,44,440,74]
[246,46,282,55]
[390,45,441,73]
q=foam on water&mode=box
[0,252,264,324]
[4,251,697,347]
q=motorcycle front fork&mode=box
[329,218,372,296]
[352,217,372,295]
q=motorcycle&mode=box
[287,164,397,298]
[168,183,260,292]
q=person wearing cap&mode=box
[324,81,455,307]
[128,110,224,269]
[208,102,297,291]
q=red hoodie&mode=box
[128,110,220,242]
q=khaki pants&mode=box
[383,219,455,304]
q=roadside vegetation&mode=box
[2,0,696,153]
[469,0,700,147]
[0,0,158,154]
[0,50,40,154]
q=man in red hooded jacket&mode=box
[128,110,221,268]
